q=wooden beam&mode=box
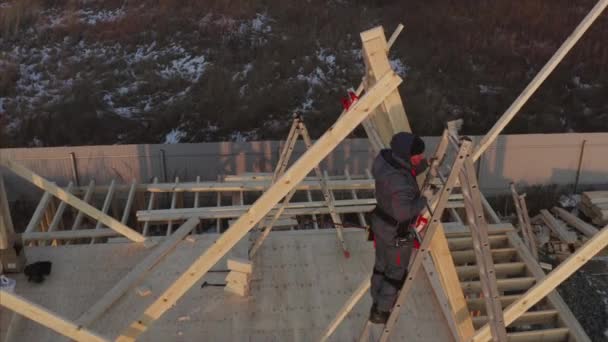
[360,26,411,146]
[91,180,116,243]
[518,194,539,259]
[166,177,179,236]
[472,224,608,341]
[121,180,137,225]
[459,158,507,341]
[461,277,536,293]
[472,309,559,328]
[70,179,95,231]
[0,175,15,249]
[142,177,158,236]
[25,192,52,233]
[456,262,526,279]
[115,71,402,342]
[422,254,461,341]
[506,328,569,342]
[466,295,520,312]
[506,231,591,342]
[451,248,518,265]
[76,217,199,327]
[0,159,147,243]
[47,182,74,233]
[472,0,608,161]
[540,210,577,244]
[0,290,108,342]
[21,229,120,242]
[552,207,598,238]
[429,226,476,340]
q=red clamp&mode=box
[341,90,359,110]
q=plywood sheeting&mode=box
[4,230,452,341]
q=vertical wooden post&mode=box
[0,175,15,250]
[69,152,80,186]
[574,139,587,193]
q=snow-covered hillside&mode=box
[1,0,606,147]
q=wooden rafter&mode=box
[0,159,147,244]
[114,70,402,342]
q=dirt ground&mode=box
[558,256,608,342]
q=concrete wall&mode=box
[1,133,607,200]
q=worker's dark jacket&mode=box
[371,149,426,246]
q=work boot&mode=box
[369,304,390,324]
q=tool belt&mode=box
[371,206,416,240]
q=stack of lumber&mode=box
[224,257,252,296]
[578,191,608,225]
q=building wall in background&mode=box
[1,133,607,201]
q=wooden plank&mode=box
[46,182,74,233]
[451,248,518,265]
[472,0,608,161]
[506,232,591,342]
[461,277,536,293]
[225,271,250,285]
[466,295,521,312]
[552,207,598,238]
[70,179,95,231]
[121,180,137,225]
[540,210,577,244]
[0,159,146,243]
[507,328,569,342]
[115,71,402,342]
[75,217,199,328]
[25,192,53,233]
[0,290,108,342]
[91,180,116,243]
[429,226,476,340]
[447,235,508,251]
[0,175,15,249]
[167,177,179,236]
[422,254,461,341]
[360,26,411,146]
[136,198,378,221]
[460,159,507,341]
[518,194,539,259]
[472,309,558,328]
[456,262,526,279]
[227,257,253,274]
[21,229,120,242]
[472,224,608,342]
[142,177,158,236]
[443,223,514,237]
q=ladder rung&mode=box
[456,262,526,279]
[451,248,518,265]
[461,277,536,293]
[448,235,509,251]
[472,309,559,329]
[467,294,521,311]
[507,327,569,342]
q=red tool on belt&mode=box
[411,215,428,249]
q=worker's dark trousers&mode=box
[370,239,414,312]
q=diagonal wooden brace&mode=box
[114,71,403,342]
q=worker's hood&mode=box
[390,132,424,160]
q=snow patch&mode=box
[478,84,503,94]
[78,8,125,25]
[389,58,409,77]
[159,55,207,82]
[164,128,187,144]
[559,194,580,208]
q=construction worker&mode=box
[369,132,429,324]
